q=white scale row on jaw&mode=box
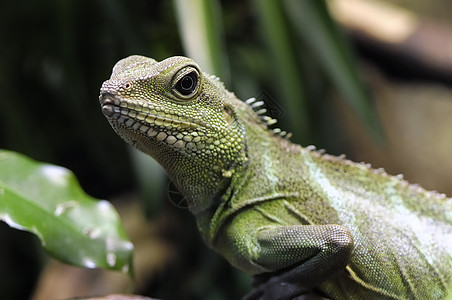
[113,111,204,150]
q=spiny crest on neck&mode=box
[244,97,292,139]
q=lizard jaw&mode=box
[99,92,209,151]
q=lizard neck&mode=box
[157,122,249,215]
[164,155,243,215]
[195,110,305,244]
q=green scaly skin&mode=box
[100,55,452,300]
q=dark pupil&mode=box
[176,71,197,96]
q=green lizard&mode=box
[99,55,452,299]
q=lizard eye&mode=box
[172,66,200,99]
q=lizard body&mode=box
[99,55,452,299]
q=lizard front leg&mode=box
[245,224,353,300]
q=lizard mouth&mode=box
[99,92,201,133]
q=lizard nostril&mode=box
[99,92,115,104]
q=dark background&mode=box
[1,0,452,299]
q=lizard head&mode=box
[99,55,248,212]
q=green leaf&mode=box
[0,150,133,273]
[252,0,311,143]
[282,0,383,141]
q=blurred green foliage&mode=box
[0,0,377,299]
